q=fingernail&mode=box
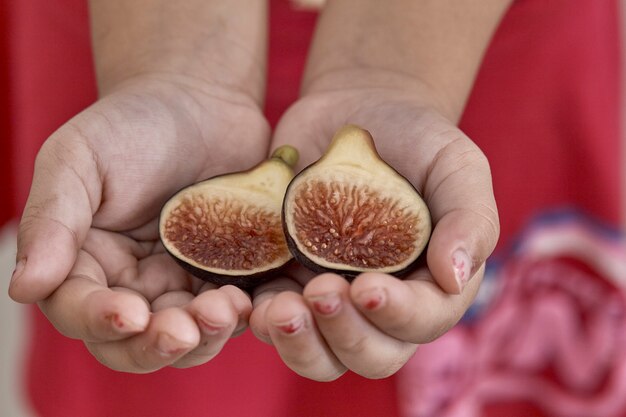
[452,249,472,292]
[108,313,145,333]
[273,315,305,335]
[355,287,386,311]
[196,317,227,336]
[155,333,191,357]
[10,259,26,286]
[308,292,341,316]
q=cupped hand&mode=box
[8,75,270,372]
[250,82,499,381]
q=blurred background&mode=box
[1,0,625,416]
[1,0,62,414]
[1,0,33,414]
[0,223,33,417]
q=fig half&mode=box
[159,146,299,288]
[282,125,431,277]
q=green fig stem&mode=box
[271,145,299,168]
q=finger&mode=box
[173,287,250,368]
[9,127,102,303]
[424,135,499,294]
[250,277,303,344]
[265,290,346,381]
[216,285,252,336]
[38,250,150,342]
[85,307,200,373]
[350,268,482,344]
[151,291,195,312]
[148,286,252,368]
[303,274,417,379]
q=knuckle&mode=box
[171,349,221,369]
[85,343,155,374]
[336,332,369,356]
[84,342,111,368]
[37,299,83,341]
[465,204,501,257]
[308,368,346,382]
[357,345,416,379]
[359,365,398,380]
[127,349,161,374]
[288,354,346,382]
[280,347,346,382]
[416,314,459,344]
[282,348,324,371]
[383,303,420,335]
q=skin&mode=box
[251,89,500,380]
[8,0,508,378]
[9,0,270,372]
[251,0,509,380]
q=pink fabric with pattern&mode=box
[399,217,626,417]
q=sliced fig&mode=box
[282,125,431,277]
[159,146,299,288]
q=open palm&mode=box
[250,87,500,380]
[10,77,270,371]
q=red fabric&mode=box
[266,2,316,128]
[8,1,96,214]
[0,0,14,226]
[4,0,622,416]
[460,0,622,246]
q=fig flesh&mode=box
[282,125,431,277]
[159,146,298,288]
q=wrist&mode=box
[90,0,267,104]
[301,0,512,124]
[302,67,457,122]
[95,40,266,107]
[104,71,264,112]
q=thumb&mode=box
[424,137,500,294]
[9,129,102,303]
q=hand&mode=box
[8,75,269,372]
[249,78,499,381]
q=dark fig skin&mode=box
[165,246,292,289]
